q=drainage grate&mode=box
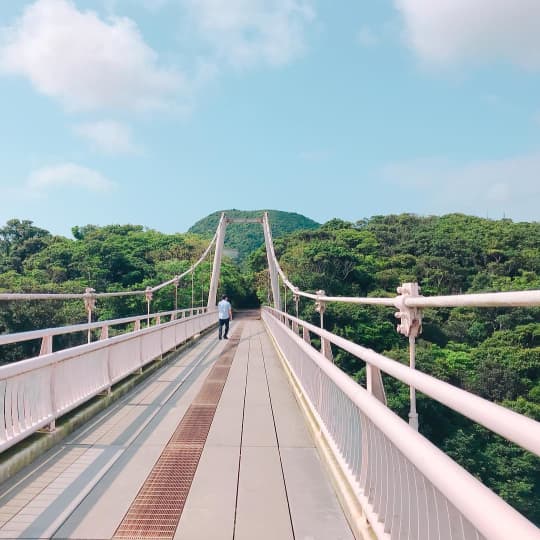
[114,326,243,540]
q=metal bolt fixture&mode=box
[83,287,96,313]
[315,290,326,314]
[145,286,153,325]
[173,276,180,312]
[83,288,96,343]
[315,289,326,329]
[293,287,300,318]
[395,282,422,430]
[394,283,422,338]
[145,286,153,303]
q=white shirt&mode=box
[218,299,231,319]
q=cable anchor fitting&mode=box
[145,287,153,303]
[83,287,96,313]
[315,290,326,314]
[394,282,422,338]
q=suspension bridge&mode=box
[0,212,539,540]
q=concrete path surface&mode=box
[0,316,354,540]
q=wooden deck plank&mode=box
[281,447,355,540]
[259,331,315,448]
[173,446,239,540]
[204,326,249,448]
[0,316,356,540]
[240,323,277,448]
[234,446,294,540]
[49,334,223,540]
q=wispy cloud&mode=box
[381,152,540,221]
[395,0,540,70]
[74,120,138,154]
[0,0,185,111]
[356,25,379,48]
[28,163,116,192]
[299,149,331,162]
[181,0,316,68]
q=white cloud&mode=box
[357,26,379,48]
[181,0,316,67]
[299,149,331,162]
[395,0,540,70]
[381,152,540,221]
[28,163,116,192]
[0,0,184,110]
[74,120,138,154]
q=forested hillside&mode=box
[0,219,255,362]
[248,213,540,524]
[0,212,539,523]
[188,209,320,261]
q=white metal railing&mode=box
[0,307,207,348]
[262,307,540,540]
[0,308,217,453]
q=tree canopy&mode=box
[0,212,538,523]
[247,213,540,523]
[188,209,320,262]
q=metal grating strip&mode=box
[114,326,243,540]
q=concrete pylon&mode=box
[207,213,228,309]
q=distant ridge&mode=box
[188,209,320,261]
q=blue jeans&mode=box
[218,318,229,338]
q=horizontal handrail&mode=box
[403,289,540,308]
[0,307,209,347]
[262,308,540,540]
[290,289,540,308]
[264,307,540,457]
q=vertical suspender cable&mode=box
[191,268,194,312]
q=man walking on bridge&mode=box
[218,295,232,340]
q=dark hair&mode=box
[222,295,227,300]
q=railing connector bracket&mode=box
[394,282,422,338]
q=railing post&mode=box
[100,325,109,340]
[40,334,53,356]
[395,282,423,430]
[83,287,96,343]
[99,324,112,394]
[41,334,57,429]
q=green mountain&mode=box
[188,209,320,261]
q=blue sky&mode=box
[1,0,539,236]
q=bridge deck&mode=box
[0,317,353,540]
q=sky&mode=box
[0,0,539,237]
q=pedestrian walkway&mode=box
[0,317,354,540]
